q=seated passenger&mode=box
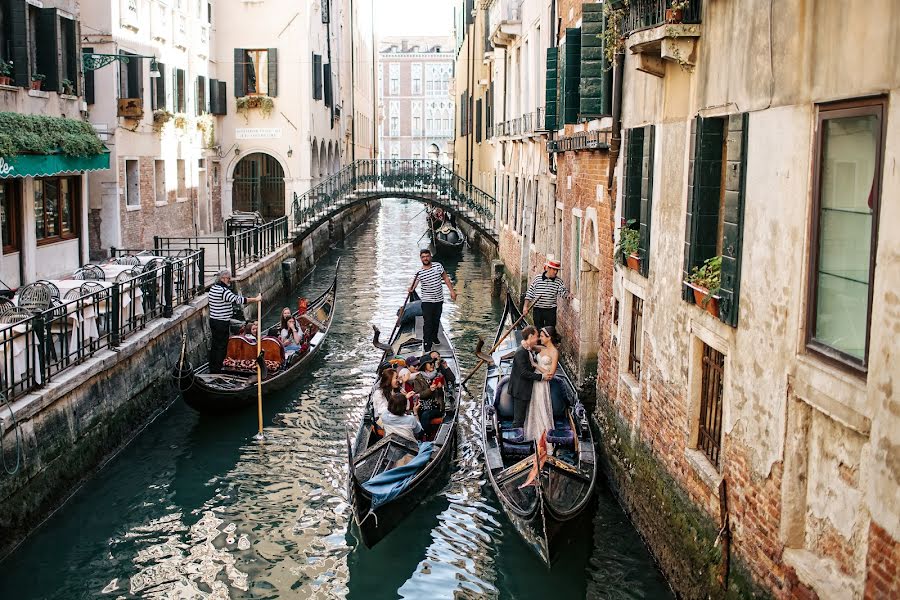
[380,392,423,442]
[375,367,407,420]
[279,308,303,351]
[429,351,456,385]
[412,359,445,436]
[297,297,309,316]
[239,322,259,342]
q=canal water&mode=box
[0,199,671,599]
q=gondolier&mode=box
[523,256,569,330]
[409,248,457,353]
[208,269,260,374]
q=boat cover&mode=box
[361,442,434,509]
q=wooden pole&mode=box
[255,298,264,439]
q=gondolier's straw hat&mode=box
[544,255,562,270]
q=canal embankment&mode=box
[0,200,379,559]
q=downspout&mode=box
[465,7,473,181]
[326,0,334,129]
[372,0,376,158]
[606,49,624,202]
[468,7,476,182]
[548,0,558,175]
[350,0,356,162]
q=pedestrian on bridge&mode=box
[523,256,570,331]
[208,269,261,373]
[409,249,457,353]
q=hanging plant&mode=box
[152,109,173,131]
[172,113,189,131]
[195,114,216,147]
[236,95,275,122]
[600,0,628,68]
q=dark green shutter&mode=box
[683,119,698,301]
[196,75,205,114]
[556,41,565,130]
[176,68,185,112]
[11,0,28,87]
[563,28,581,125]
[323,63,332,107]
[623,127,643,226]
[267,48,277,96]
[580,4,605,119]
[37,8,59,92]
[217,81,227,113]
[208,76,217,114]
[544,47,558,130]
[233,48,245,97]
[475,98,482,142]
[312,53,322,100]
[718,113,748,326]
[639,125,655,277]
[83,47,95,103]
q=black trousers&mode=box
[420,408,443,436]
[421,301,443,351]
[208,319,231,374]
[532,306,557,330]
[512,394,530,428]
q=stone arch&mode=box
[319,140,327,181]
[231,152,286,219]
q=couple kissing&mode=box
[508,325,562,450]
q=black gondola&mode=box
[479,292,597,564]
[430,221,465,253]
[348,292,460,548]
[176,262,339,413]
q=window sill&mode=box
[684,448,722,491]
[60,93,79,101]
[619,372,641,401]
[36,235,78,247]
[125,203,141,212]
[154,200,169,207]
[176,196,189,203]
[0,84,17,93]
[28,90,50,99]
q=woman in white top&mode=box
[524,326,561,451]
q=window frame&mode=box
[34,175,79,245]
[806,97,885,373]
[244,49,269,96]
[124,158,141,208]
[628,294,643,380]
[697,343,725,469]
[0,179,20,253]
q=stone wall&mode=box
[118,156,197,249]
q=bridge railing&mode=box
[290,160,497,239]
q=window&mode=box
[475,98,482,143]
[807,98,884,369]
[312,53,322,99]
[411,63,422,95]
[0,0,12,69]
[59,16,77,94]
[31,7,61,92]
[176,159,187,198]
[390,116,399,136]
[683,115,749,326]
[196,76,206,114]
[572,214,581,294]
[389,63,399,95]
[413,116,421,134]
[622,125,655,277]
[125,159,140,207]
[151,62,166,110]
[323,63,333,107]
[697,343,725,467]
[629,295,643,380]
[34,176,78,242]
[119,51,143,100]
[173,68,186,112]
[245,49,269,95]
[207,1,211,23]
[0,180,19,253]
[154,160,166,204]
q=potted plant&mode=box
[30,73,45,91]
[0,61,13,86]
[685,255,721,317]
[172,113,189,130]
[236,95,275,122]
[666,0,689,24]
[61,78,74,95]
[152,109,173,131]
[615,220,642,271]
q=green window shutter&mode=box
[176,68,185,112]
[233,48,245,97]
[718,113,748,327]
[563,27,581,124]
[217,81,227,113]
[580,4,605,119]
[683,118,698,301]
[323,63,332,107]
[37,8,59,92]
[639,124,655,277]
[312,53,322,100]
[556,41,565,130]
[155,63,167,110]
[208,76,218,115]
[544,47,558,130]
[83,46,95,104]
[11,0,29,87]
[623,127,643,226]
[267,48,278,97]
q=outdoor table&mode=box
[0,320,43,386]
[100,264,140,280]
[134,255,165,265]
[42,279,145,342]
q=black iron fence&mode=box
[0,250,204,403]
[621,0,702,34]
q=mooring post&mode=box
[491,260,504,298]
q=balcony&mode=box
[489,109,547,140]
[619,0,703,76]
[488,0,523,47]
[621,0,702,35]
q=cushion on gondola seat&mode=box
[549,378,569,418]
[547,428,575,447]
[494,376,514,419]
[501,427,525,443]
[502,440,534,456]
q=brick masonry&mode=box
[118,157,197,250]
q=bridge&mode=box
[289,159,498,245]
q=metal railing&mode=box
[622,0,702,34]
[0,250,204,402]
[490,111,547,139]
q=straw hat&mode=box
[544,255,561,270]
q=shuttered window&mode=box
[10,0,28,87]
[233,48,245,97]
[59,15,77,94]
[683,114,748,327]
[323,62,332,107]
[580,3,610,118]
[544,47,558,130]
[216,80,226,114]
[312,53,322,100]
[622,125,655,277]
[196,75,206,114]
[266,48,277,97]
[83,46,95,103]
[118,50,143,100]
[559,28,581,127]
[475,98,482,143]
[174,68,185,112]
[209,77,226,115]
[36,8,59,92]
[151,62,166,110]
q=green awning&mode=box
[0,152,110,179]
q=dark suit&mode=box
[509,345,543,427]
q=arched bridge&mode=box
[290,160,498,245]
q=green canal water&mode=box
[0,199,672,599]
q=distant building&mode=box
[378,36,454,163]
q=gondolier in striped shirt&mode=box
[523,255,570,330]
[208,269,260,373]
[409,248,457,352]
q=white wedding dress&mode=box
[523,354,555,451]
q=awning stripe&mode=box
[0,152,110,179]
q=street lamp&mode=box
[81,51,161,75]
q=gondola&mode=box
[176,261,339,413]
[348,291,460,548]
[479,292,597,564]
[430,220,465,253]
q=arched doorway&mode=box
[232,152,285,219]
[310,140,319,188]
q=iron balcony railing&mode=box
[490,111,548,139]
[621,0,702,35]
[0,250,204,403]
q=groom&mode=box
[509,326,552,428]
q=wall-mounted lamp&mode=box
[287,147,293,158]
[234,146,240,156]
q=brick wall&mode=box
[118,157,196,250]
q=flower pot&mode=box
[626,253,641,272]
[30,80,42,91]
[0,76,11,86]
[666,8,683,23]
[691,286,720,318]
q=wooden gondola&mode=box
[177,262,339,413]
[430,220,465,253]
[479,292,597,564]
[348,292,460,548]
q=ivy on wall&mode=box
[0,112,106,157]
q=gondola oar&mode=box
[254,297,265,441]
[407,207,427,223]
[459,294,542,392]
[372,272,420,353]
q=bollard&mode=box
[282,258,297,291]
[491,260,504,298]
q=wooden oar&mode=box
[459,295,541,390]
[254,297,265,441]
[372,273,420,353]
[407,207,427,223]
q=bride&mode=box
[524,326,561,451]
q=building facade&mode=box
[464,0,900,597]
[0,0,108,285]
[379,36,454,163]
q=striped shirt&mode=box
[417,263,446,303]
[525,273,569,309]
[208,282,246,321]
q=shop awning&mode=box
[0,151,110,179]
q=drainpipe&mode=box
[547,0,558,176]
[606,50,624,203]
[350,0,356,162]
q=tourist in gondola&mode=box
[524,326,561,451]
[510,325,552,429]
[410,358,445,436]
[279,307,303,351]
[408,248,457,353]
[208,269,260,374]
[523,257,570,330]
[428,351,456,385]
[381,392,423,442]
[375,367,400,420]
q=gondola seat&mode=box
[547,428,575,447]
[546,378,576,448]
[493,377,535,456]
[501,428,525,443]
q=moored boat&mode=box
[479,292,597,564]
[176,262,339,413]
[431,221,465,253]
[348,292,460,548]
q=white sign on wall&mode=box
[235,128,282,140]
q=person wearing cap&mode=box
[523,256,570,331]
[408,248,457,353]
[208,269,261,373]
